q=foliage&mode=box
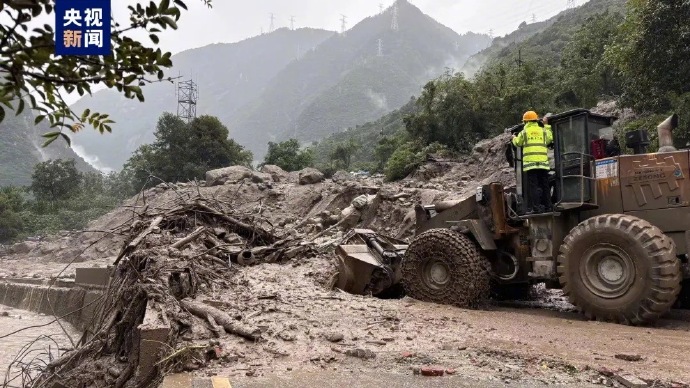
[0,187,25,241]
[0,0,211,146]
[384,142,421,181]
[328,139,360,171]
[123,113,252,189]
[0,161,135,243]
[261,139,314,172]
[312,98,417,173]
[558,12,621,108]
[29,159,83,201]
[606,0,690,113]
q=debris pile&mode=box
[34,196,316,388]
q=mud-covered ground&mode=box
[0,131,688,387]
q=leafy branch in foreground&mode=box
[0,0,212,146]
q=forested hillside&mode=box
[312,0,638,181]
[69,27,335,170]
[231,0,490,158]
[0,102,96,187]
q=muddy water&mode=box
[0,307,79,388]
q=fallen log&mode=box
[180,299,261,341]
[195,202,276,244]
[172,226,206,249]
[114,215,164,265]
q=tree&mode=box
[606,0,690,113]
[559,12,622,108]
[329,138,360,171]
[0,0,212,147]
[123,113,253,188]
[0,187,24,242]
[29,159,83,201]
[262,139,314,172]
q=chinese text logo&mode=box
[55,0,111,55]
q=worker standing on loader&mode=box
[512,110,553,214]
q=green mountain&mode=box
[69,27,336,170]
[0,103,97,187]
[314,0,628,171]
[232,0,491,157]
[462,0,627,76]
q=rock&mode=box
[614,374,648,388]
[11,241,38,255]
[421,366,445,377]
[445,369,457,375]
[298,168,325,185]
[107,366,122,378]
[259,165,288,182]
[351,195,369,210]
[205,166,253,186]
[400,351,415,358]
[615,354,643,362]
[251,172,272,184]
[345,348,376,360]
[324,332,344,343]
[597,367,615,377]
[339,206,361,229]
[332,170,353,182]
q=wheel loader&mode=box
[335,108,689,326]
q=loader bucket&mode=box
[335,245,388,295]
[334,229,408,296]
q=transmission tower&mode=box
[340,14,348,34]
[269,13,275,32]
[377,39,383,56]
[489,28,494,39]
[567,0,576,9]
[290,16,295,30]
[176,79,198,123]
[379,3,384,14]
[391,3,399,31]
[532,13,536,23]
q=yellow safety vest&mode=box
[512,122,553,171]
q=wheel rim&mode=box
[423,259,451,290]
[580,244,635,299]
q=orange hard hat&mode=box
[523,111,539,121]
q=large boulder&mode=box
[260,165,289,182]
[205,166,253,186]
[10,241,39,255]
[339,206,362,229]
[298,168,325,185]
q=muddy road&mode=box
[191,261,690,387]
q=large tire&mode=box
[401,229,491,308]
[557,214,681,325]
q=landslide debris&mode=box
[0,132,526,387]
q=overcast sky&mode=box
[147,0,584,55]
[44,0,585,104]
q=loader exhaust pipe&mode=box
[657,113,679,153]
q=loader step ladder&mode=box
[555,151,598,211]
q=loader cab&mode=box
[509,109,618,215]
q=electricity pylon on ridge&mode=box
[176,79,198,124]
